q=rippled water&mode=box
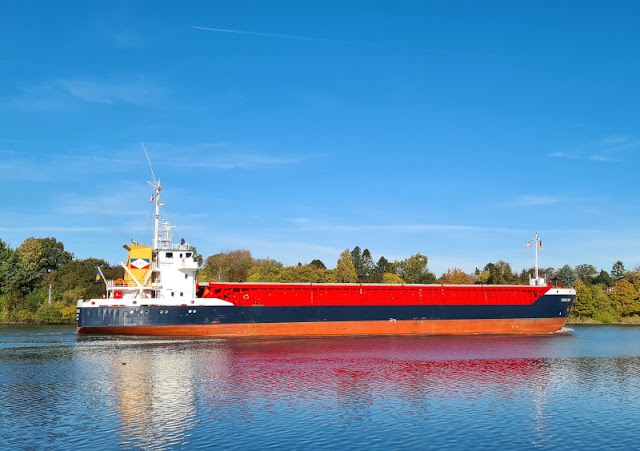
[2,326,640,449]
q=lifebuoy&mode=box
[243,294,249,300]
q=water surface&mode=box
[2,326,640,449]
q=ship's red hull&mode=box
[77,317,568,337]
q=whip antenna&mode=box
[141,141,161,250]
[142,141,156,185]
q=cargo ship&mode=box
[76,178,575,337]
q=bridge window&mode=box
[166,252,173,258]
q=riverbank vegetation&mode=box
[1,237,639,325]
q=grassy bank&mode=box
[567,314,640,325]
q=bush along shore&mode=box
[1,238,638,325]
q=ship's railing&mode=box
[106,280,148,290]
[106,280,132,289]
[156,243,193,251]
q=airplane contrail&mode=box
[192,26,357,44]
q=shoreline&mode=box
[3,320,640,327]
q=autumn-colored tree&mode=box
[439,268,473,285]
[279,265,334,283]
[245,259,284,282]
[572,279,595,318]
[610,279,640,316]
[382,273,404,284]
[626,266,640,285]
[334,249,358,283]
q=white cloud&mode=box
[589,155,620,162]
[551,135,640,163]
[505,195,560,207]
[7,77,167,111]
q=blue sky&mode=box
[2,1,639,277]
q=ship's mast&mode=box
[528,232,542,285]
[534,232,539,280]
[143,142,162,250]
[152,179,162,250]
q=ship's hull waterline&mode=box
[77,318,569,337]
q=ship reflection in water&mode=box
[70,332,594,449]
[5,327,640,449]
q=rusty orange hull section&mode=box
[77,317,568,337]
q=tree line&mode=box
[0,237,122,324]
[1,237,639,324]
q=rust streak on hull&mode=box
[77,317,568,337]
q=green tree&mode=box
[200,250,256,282]
[14,237,52,295]
[246,259,284,282]
[351,246,365,278]
[374,256,389,274]
[575,264,597,284]
[309,259,326,270]
[40,237,73,273]
[395,253,437,284]
[556,264,577,288]
[593,269,613,287]
[190,247,204,268]
[335,249,358,283]
[477,271,490,284]
[612,261,626,281]
[483,261,516,285]
[361,249,374,277]
[518,269,529,284]
[13,237,74,294]
[0,239,20,296]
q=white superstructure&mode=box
[78,174,231,308]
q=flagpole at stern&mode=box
[527,233,542,286]
[534,232,539,280]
